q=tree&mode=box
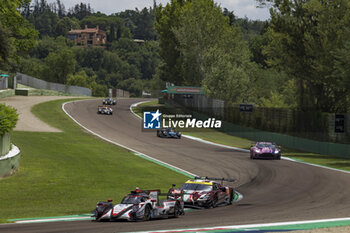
[117,7,157,40]
[263,0,350,112]
[167,0,253,104]
[29,36,67,59]
[44,49,76,83]
[67,2,93,20]
[155,0,187,85]
[173,0,245,86]
[0,0,38,70]
[56,0,66,18]
[54,17,80,37]
[30,0,59,38]
[66,70,107,96]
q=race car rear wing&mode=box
[194,176,236,183]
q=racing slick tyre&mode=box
[228,192,234,205]
[172,202,181,218]
[93,208,110,221]
[92,210,100,221]
[210,195,218,208]
[276,156,281,160]
[143,205,151,221]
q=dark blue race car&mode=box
[157,128,181,139]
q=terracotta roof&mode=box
[68,28,105,34]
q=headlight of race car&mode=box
[274,150,280,154]
[255,149,261,153]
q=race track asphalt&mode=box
[1,98,350,233]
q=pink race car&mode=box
[250,142,281,160]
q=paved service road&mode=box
[1,98,350,233]
[0,96,79,132]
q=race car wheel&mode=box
[92,210,101,220]
[143,205,151,221]
[228,192,234,205]
[211,196,218,208]
[172,202,181,218]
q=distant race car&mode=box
[157,128,181,139]
[103,98,116,105]
[92,188,185,221]
[97,105,113,115]
[250,142,281,160]
[169,177,235,208]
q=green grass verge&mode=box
[0,219,13,224]
[0,98,188,221]
[132,100,161,116]
[133,101,350,172]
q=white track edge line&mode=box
[130,100,350,176]
[62,100,197,178]
[133,216,350,233]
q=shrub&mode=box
[0,104,18,135]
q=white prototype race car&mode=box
[92,188,185,221]
[97,105,113,115]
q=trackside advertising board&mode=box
[166,86,204,95]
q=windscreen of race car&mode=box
[180,183,212,191]
[121,196,145,204]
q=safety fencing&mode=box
[112,89,130,98]
[16,73,92,96]
[170,95,350,158]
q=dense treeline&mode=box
[1,0,266,97]
[5,0,346,113]
[155,0,283,106]
[0,0,37,71]
[14,0,162,96]
[156,0,350,113]
[8,0,164,96]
